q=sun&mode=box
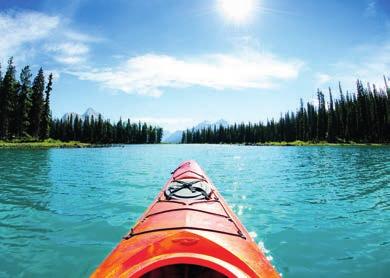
[218,0,256,24]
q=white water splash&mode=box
[258,241,270,254]
[248,231,257,239]
[266,255,274,261]
[258,240,281,275]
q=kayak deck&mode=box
[123,190,246,240]
[91,160,280,278]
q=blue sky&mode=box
[0,0,389,131]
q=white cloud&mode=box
[0,10,303,97]
[64,31,103,43]
[44,42,89,65]
[70,51,304,97]
[313,41,390,93]
[316,73,332,85]
[45,42,89,56]
[0,11,59,62]
[46,69,61,81]
[0,10,99,67]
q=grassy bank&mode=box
[252,140,386,147]
[0,138,91,149]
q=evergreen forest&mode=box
[182,78,390,144]
[0,58,163,144]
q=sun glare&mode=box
[218,0,256,24]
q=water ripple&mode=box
[0,145,389,277]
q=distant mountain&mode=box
[162,119,229,143]
[82,108,102,120]
[214,119,229,127]
[161,130,171,141]
[162,130,183,143]
[193,119,229,130]
[62,112,80,121]
[62,108,102,121]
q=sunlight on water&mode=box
[0,145,389,277]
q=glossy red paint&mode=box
[91,160,280,278]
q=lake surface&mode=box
[0,145,389,277]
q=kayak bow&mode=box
[92,160,280,278]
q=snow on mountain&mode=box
[82,108,102,120]
[162,119,229,143]
[161,130,171,141]
[62,108,102,122]
[162,130,183,143]
[192,119,229,130]
[62,112,80,121]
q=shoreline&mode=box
[1,140,388,149]
[0,139,92,149]
[248,140,388,147]
[174,141,389,147]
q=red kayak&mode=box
[92,160,280,277]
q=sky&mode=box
[0,0,389,131]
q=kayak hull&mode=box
[92,160,280,278]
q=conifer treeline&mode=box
[0,58,163,144]
[50,116,163,144]
[0,58,52,139]
[182,79,390,144]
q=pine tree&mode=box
[0,58,18,139]
[116,118,123,143]
[297,99,307,140]
[141,122,148,143]
[17,66,32,137]
[29,68,45,138]
[39,73,53,139]
[316,90,327,141]
[74,115,82,140]
[0,63,3,138]
[156,128,163,143]
[327,88,336,142]
[82,116,90,142]
[96,114,103,142]
[179,77,389,145]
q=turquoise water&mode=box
[0,145,389,277]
